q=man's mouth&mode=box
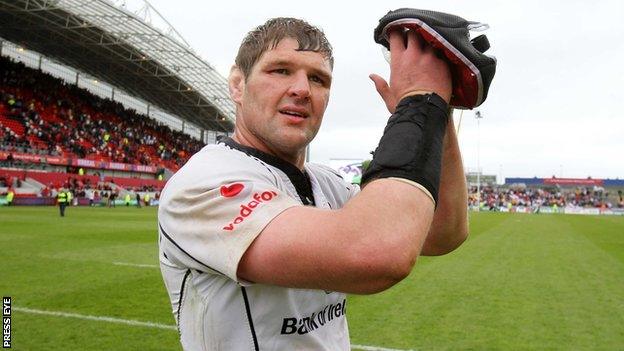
[279,109,309,119]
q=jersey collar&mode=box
[219,137,315,206]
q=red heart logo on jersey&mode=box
[220,183,245,197]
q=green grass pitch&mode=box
[1,207,623,350]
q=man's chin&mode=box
[273,133,314,153]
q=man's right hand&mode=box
[370,29,452,113]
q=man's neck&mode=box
[232,131,306,170]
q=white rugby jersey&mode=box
[158,138,360,351]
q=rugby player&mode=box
[158,17,468,350]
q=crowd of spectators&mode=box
[0,175,13,188]
[4,57,623,211]
[0,56,205,170]
[469,186,624,210]
[0,169,161,205]
[0,172,24,188]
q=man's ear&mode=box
[228,65,245,104]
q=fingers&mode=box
[369,74,388,95]
[405,28,425,53]
[369,74,396,113]
[388,27,429,68]
[381,25,452,106]
[387,29,405,53]
[389,27,425,51]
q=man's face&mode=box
[230,38,332,157]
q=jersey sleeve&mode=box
[307,163,361,207]
[158,149,300,283]
[345,181,361,201]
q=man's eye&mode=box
[272,68,289,75]
[309,75,324,84]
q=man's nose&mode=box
[288,71,311,99]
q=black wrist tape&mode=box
[361,93,449,204]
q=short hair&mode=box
[235,17,334,78]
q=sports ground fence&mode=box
[469,205,624,216]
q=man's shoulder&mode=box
[176,143,275,179]
[306,163,355,189]
[188,143,248,164]
[305,163,360,203]
[161,143,280,200]
[306,163,344,181]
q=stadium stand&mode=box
[470,178,624,214]
[0,0,235,208]
[0,56,203,170]
[0,0,242,207]
[0,56,209,205]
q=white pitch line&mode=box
[14,307,176,330]
[112,261,159,268]
[15,306,413,351]
[351,344,414,351]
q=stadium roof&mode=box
[0,0,235,132]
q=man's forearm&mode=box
[421,115,469,255]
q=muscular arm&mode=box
[238,179,434,294]
[369,33,468,257]
[238,29,452,295]
[421,114,469,256]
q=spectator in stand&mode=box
[5,152,14,166]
